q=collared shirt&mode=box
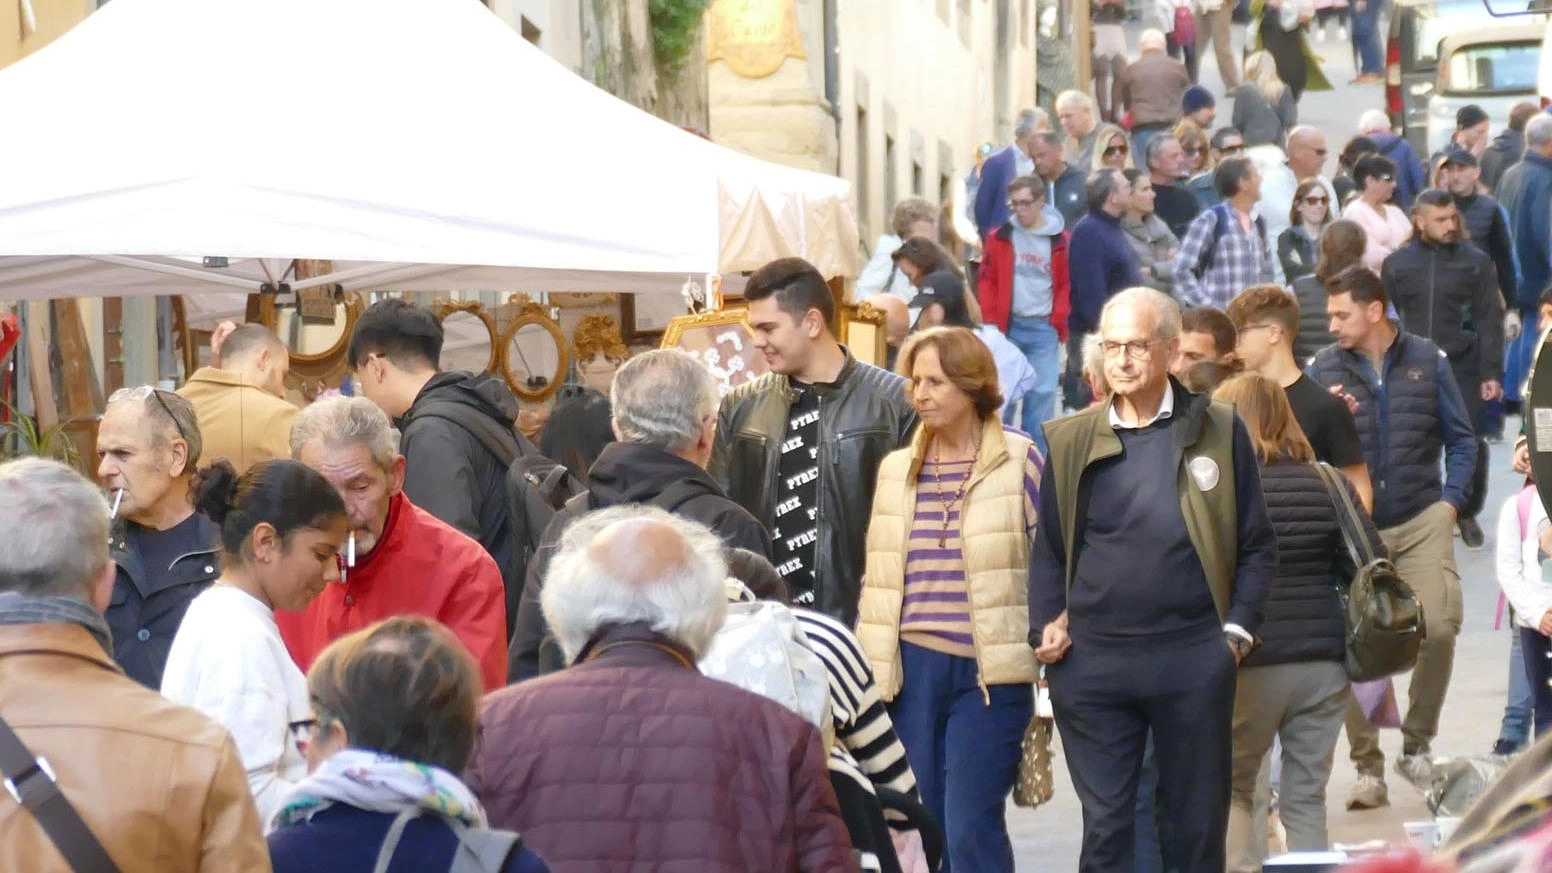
[1172,201,1276,309]
[1108,384,1176,429]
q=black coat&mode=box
[1381,237,1505,381]
[509,442,776,681]
[1244,461,1383,668]
[1290,274,1337,364]
[107,514,220,688]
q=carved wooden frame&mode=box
[838,300,889,368]
[659,307,752,349]
[248,290,364,390]
[433,298,499,374]
[498,301,568,402]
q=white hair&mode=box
[1139,28,1167,51]
[1081,332,1107,384]
[1527,113,1552,149]
[611,349,719,453]
[1101,286,1182,342]
[1357,110,1392,135]
[541,505,729,662]
[1055,90,1095,114]
[1014,108,1049,140]
[0,458,109,599]
[290,395,401,470]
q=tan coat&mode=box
[177,367,297,472]
[857,419,1039,701]
[0,624,270,873]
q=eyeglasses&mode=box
[1302,196,1330,206]
[107,386,189,445]
[1104,144,1130,157]
[1184,146,1205,155]
[1376,174,1395,183]
[1100,339,1164,360]
[1008,197,1040,209]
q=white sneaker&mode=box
[1395,752,1435,789]
[1347,773,1390,809]
[1316,26,1327,41]
[1337,25,1348,40]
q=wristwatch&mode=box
[1225,632,1255,660]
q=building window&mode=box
[856,105,871,236]
[884,134,898,215]
[912,162,924,196]
[939,173,954,245]
[520,16,542,45]
[958,0,972,45]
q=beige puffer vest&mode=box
[856,419,1040,702]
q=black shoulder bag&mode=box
[0,712,121,873]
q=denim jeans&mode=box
[1500,625,1533,749]
[1507,328,1539,403]
[1004,317,1061,454]
[1350,0,1382,75]
[890,642,1033,873]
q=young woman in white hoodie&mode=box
[161,458,348,827]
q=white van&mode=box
[1427,23,1544,154]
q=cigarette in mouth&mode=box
[347,532,356,568]
[109,489,124,520]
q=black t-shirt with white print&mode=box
[771,384,821,606]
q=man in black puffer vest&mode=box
[1308,266,1478,810]
[1381,187,1504,550]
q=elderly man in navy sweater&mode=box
[1064,169,1143,409]
[1029,287,1276,873]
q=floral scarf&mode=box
[270,748,487,831]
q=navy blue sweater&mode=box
[268,806,550,873]
[1067,209,1143,336]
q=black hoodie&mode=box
[400,370,524,605]
[507,441,775,681]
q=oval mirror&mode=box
[500,305,568,402]
[437,305,497,373]
[274,301,353,361]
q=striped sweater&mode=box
[900,451,1042,658]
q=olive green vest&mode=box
[1041,391,1240,621]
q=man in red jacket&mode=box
[978,175,1071,452]
[468,505,857,873]
[277,395,507,689]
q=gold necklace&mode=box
[932,437,978,547]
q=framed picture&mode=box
[661,308,770,397]
[839,301,889,368]
[621,292,690,345]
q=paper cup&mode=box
[1435,816,1462,846]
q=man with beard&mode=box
[278,395,507,689]
[1381,189,1503,551]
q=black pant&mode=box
[1047,633,1237,873]
[1449,356,1490,521]
[1520,627,1552,738]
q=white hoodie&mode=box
[1496,486,1552,630]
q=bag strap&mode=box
[0,713,122,873]
[533,464,573,507]
[650,481,705,515]
[372,809,421,873]
[411,403,522,468]
[445,817,524,873]
[1315,463,1375,567]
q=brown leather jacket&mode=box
[0,623,270,872]
[468,623,859,873]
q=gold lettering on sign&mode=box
[706,0,807,80]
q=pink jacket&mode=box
[1343,199,1413,274]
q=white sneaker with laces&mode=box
[1395,752,1435,789]
[1347,773,1389,810]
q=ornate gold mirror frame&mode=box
[434,299,499,374]
[498,301,568,402]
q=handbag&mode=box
[1173,5,1197,45]
[0,711,121,873]
[1012,678,1055,808]
[1314,463,1426,682]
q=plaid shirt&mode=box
[1171,203,1276,309]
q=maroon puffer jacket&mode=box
[467,623,859,873]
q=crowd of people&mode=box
[6,53,1552,873]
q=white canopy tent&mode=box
[0,0,857,305]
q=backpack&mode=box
[408,400,584,628]
[372,808,522,873]
[698,580,836,750]
[1190,203,1268,280]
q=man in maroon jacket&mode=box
[467,505,857,873]
[979,174,1071,451]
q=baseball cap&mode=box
[1440,144,1477,168]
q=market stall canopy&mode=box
[0,0,857,301]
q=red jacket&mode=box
[467,623,859,873]
[275,492,507,689]
[978,222,1072,340]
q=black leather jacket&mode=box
[107,514,221,689]
[709,351,917,625]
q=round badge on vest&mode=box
[1188,456,1220,492]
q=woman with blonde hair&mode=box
[1091,123,1134,173]
[857,326,1042,873]
[1210,373,1383,872]
[1232,51,1298,147]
